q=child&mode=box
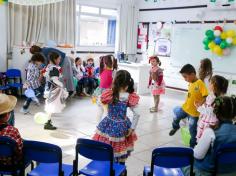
[196,75,228,142]
[84,57,97,95]
[199,58,213,89]
[93,55,118,121]
[43,52,68,130]
[73,57,86,96]
[0,94,23,165]
[182,96,236,176]
[169,64,208,148]
[93,70,140,163]
[21,53,45,114]
[148,56,165,113]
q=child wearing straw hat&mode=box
[0,94,23,165]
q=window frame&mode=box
[76,4,118,48]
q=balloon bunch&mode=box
[0,0,7,4]
[203,26,236,56]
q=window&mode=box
[76,4,117,47]
[81,6,99,14]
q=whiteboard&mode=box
[171,23,236,74]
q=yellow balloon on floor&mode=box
[34,112,49,124]
[226,30,236,38]
[220,32,227,40]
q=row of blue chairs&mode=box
[0,69,23,95]
[0,137,127,176]
[1,136,236,176]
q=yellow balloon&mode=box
[233,38,236,45]
[208,41,216,49]
[0,0,4,5]
[220,32,227,40]
[34,112,49,124]
[226,30,236,38]
[213,45,222,55]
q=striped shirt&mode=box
[26,63,41,89]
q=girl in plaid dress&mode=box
[93,70,140,163]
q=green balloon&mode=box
[205,30,215,40]
[203,38,210,45]
[220,41,227,49]
[205,30,214,37]
[208,35,215,40]
[204,45,210,50]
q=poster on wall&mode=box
[147,21,172,56]
[137,23,148,52]
[155,38,171,56]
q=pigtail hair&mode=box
[99,56,105,74]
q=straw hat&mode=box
[0,94,17,115]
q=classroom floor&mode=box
[14,89,186,176]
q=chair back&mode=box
[0,136,18,173]
[215,143,236,174]
[23,140,63,175]
[6,69,21,78]
[74,138,114,175]
[150,147,194,176]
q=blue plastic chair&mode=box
[143,147,194,176]
[73,138,127,176]
[215,143,236,175]
[0,136,25,176]
[23,140,73,176]
[6,69,23,95]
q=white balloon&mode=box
[223,48,231,56]
[214,30,221,37]
[226,37,233,44]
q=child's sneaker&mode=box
[20,108,30,114]
[169,128,178,136]
[44,120,57,130]
[149,107,157,113]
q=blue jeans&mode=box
[76,78,85,94]
[84,77,98,94]
[23,86,44,110]
[172,106,198,148]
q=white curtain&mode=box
[116,0,138,54]
[8,0,76,50]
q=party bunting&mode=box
[203,26,236,56]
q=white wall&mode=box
[79,0,120,9]
[0,4,7,72]
[138,0,236,22]
[137,0,236,91]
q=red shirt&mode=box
[0,124,23,165]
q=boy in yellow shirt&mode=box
[169,64,208,148]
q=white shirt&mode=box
[119,92,140,130]
[194,128,216,159]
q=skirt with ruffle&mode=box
[92,116,137,161]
